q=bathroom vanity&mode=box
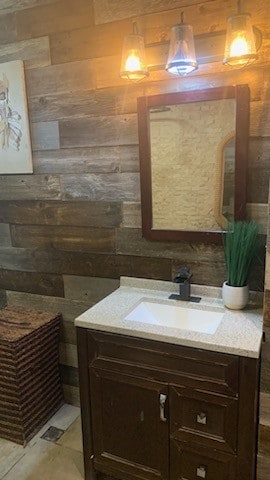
[75,278,263,480]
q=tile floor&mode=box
[0,404,84,480]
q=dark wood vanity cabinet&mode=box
[77,329,260,480]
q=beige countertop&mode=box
[75,277,263,358]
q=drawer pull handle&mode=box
[197,466,207,478]
[159,393,167,422]
[197,412,207,425]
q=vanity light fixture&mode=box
[166,12,198,76]
[120,22,149,81]
[223,0,259,67]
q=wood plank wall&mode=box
[0,2,269,471]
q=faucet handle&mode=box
[170,266,201,303]
[173,266,192,283]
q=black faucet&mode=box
[169,266,201,303]
[173,266,192,300]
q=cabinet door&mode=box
[90,367,169,480]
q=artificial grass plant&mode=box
[224,221,259,287]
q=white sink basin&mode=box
[125,300,223,335]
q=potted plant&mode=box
[222,220,259,309]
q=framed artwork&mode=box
[0,60,33,174]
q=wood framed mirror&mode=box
[137,85,249,244]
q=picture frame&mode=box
[0,60,33,174]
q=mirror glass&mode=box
[222,137,235,223]
[149,99,236,232]
[138,85,249,244]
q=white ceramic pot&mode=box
[222,281,249,310]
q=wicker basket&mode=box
[0,305,63,445]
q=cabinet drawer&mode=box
[170,386,238,453]
[170,441,236,480]
[88,331,239,396]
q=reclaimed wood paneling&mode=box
[121,202,141,228]
[60,365,79,388]
[0,224,11,247]
[0,200,122,228]
[26,59,95,96]
[247,138,270,204]
[116,228,227,285]
[29,89,116,123]
[32,146,139,174]
[16,0,94,39]
[0,175,61,200]
[0,0,56,14]
[260,392,270,426]
[247,168,270,204]
[249,137,270,167]
[261,327,270,392]
[50,21,128,65]
[62,385,80,407]
[257,455,270,480]
[63,275,119,302]
[0,247,172,280]
[0,36,51,69]
[118,145,140,172]
[60,320,77,345]
[0,269,64,297]
[59,114,138,148]
[0,290,7,309]
[10,225,116,253]
[246,203,268,234]
[0,13,16,44]
[144,68,264,102]
[259,424,270,455]
[59,343,78,368]
[93,0,215,24]
[115,85,145,115]
[115,67,265,115]
[116,227,225,261]
[172,258,226,288]
[31,121,60,151]
[60,173,140,202]
[33,147,119,174]
[250,101,270,137]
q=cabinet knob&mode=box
[159,393,167,422]
[197,465,207,478]
[196,412,207,425]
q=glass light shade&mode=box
[166,24,198,76]
[120,34,149,81]
[223,13,258,66]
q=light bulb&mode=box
[223,10,258,67]
[125,51,141,72]
[120,23,149,81]
[229,35,249,57]
[166,17,198,77]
